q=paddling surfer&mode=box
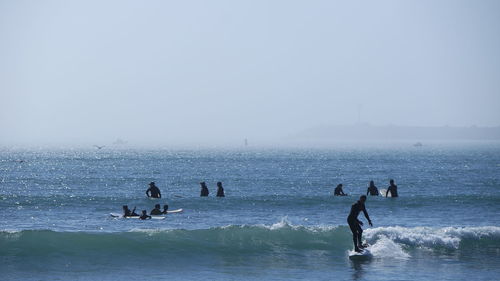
[146,182,162,198]
[139,210,151,220]
[150,204,163,215]
[347,195,373,252]
[123,205,139,217]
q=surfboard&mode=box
[110,213,165,220]
[348,248,372,260]
[166,208,183,214]
[379,189,392,197]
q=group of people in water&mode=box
[122,203,169,220]
[123,181,226,219]
[334,179,398,197]
[342,179,399,252]
[138,179,398,252]
[199,181,225,197]
[146,181,226,198]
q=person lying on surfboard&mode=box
[139,210,152,220]
[334,184,347,196]
[385,179,398,197]
[123,205,139,217]
[146,182,162,198]
[162,204,169,214]
[150,204,163,215]
[347,195,373,252]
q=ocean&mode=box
[1,143,500,280]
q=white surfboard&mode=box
[348,248,373,260]
[379,189,392,197]
[110,213,165,220]
[166,208,183,214]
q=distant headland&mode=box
[294,124,500,141]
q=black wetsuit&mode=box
[200,186,209,197]
[140,214,151,220]
[334,186,346,196]
[150,208,163,215]
[146,185,162,198]
[216,186,225,197]
[124,208,138,217]
[367,186,379,196]
[347,200,372,251]
[386,184,398,197]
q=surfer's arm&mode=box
[385,188,389,197]
[362,207,372,226]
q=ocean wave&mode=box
[2,221,499,259]
[364,226,500,249]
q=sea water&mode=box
[1,143,499,280]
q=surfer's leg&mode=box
[356,224,363,248]
[348,220,360,251]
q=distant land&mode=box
[293,124,500,141]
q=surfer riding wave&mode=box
[347,195,373,252]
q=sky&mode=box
[1,0,499,146]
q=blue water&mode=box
[1,144,500,280]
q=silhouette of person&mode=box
[123,205,139,217]
[386,179,398,197]
[366,181,379,196]
[200,182,209,197]
[347,195,373,252]
[334,184,347,196]
[162,204,169,214]
[216,182,225,197]
[150,204,163,215]
[146,182,162,198]
[139,210,151,220]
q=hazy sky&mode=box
[1,0,499,146]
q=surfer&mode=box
[366,181,379,196]
[200,182,209,197]
[146,182,162,198]
[216,182,225,197]
[150,204,163,215]
[162,204,169,214]
[347,195,373,252]
[123,205,139,217]
[385,179,398,197]
[139,210,151,220]
[334,184,347,196]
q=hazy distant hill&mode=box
[294,124,500,141]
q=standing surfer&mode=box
[146,182,162,198]
[347,195,373,252]
[385,179,398,197]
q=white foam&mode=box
[368,235,410,259]
[364,226,500,249]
